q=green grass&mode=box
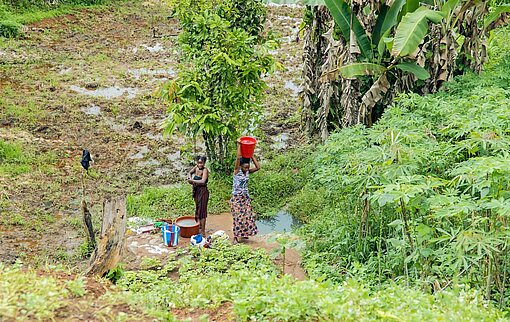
[0,140,31,176]
[114,239,506,321]
[3,101,47,125]
[0,0,118,38]
[0,264,70,320]
[127,176,232,220]
[0,139,57,177]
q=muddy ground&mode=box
[0,1,304,270]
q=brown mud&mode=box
[0,0,305,285]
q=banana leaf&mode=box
[394,62,430,80]
[392,7,444,58]
[324,0,373,59]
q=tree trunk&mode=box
[85,196,127,277]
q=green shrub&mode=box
[250,147,314,217]
[0,20,21,38]
[293,32,510,306]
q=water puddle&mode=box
[129,68,176,80]
[284,80,301,97]
[70,85,139,99]
[256,210,302,235]
[145,132,164,141]
[271,132,290,150]
[105,118,127,131]
[280,35,294,43]
[167,150,180,162]
[129,145,149,159]
[142,43,164,53]
[137,159,160,167]
[154,167,172,177]
[59,67,72,75]
[81,104,101,116]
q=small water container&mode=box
[162,224,180,247]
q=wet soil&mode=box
[0,0,304,274]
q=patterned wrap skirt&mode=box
[230,194,258,238]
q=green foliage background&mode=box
[286,26,510,309]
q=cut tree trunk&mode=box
[85,196,127,277]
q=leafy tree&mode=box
[162,0,279,171]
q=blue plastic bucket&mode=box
[162,224,180,247]
[171,225,180,246]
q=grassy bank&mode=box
[0,0,113,37]
[126,146,314,219]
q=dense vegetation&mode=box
[114,239,505,321]
[2,0,510,320]
[289,26,510,309]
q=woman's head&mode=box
[240,157,250,173]
[195,156,207,169]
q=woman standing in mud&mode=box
[230,139,260,244]
[187,156,209,236]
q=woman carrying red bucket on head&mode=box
[230,137,260,244]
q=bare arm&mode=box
[234,139,241,175]
[249,155,260,173]
[188,168,208,185]
[187,166,196,180]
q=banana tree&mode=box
[286,0,510,139]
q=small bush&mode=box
[0,20,21,38]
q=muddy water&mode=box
[70,85,139,99]
[256,210,302,235]
[176,218,198,227]
[271,132,290,150]
[284,80,301,97]
[129,145,149,159]
[129,68,176,80]
[81,104,101,116]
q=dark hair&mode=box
[196,155,207,163]
[239,157,250,166]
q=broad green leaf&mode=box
[441,0,462,15]
[392,7,444,58]
[372,0,406,47]
[324,0,373,59]
[394,62,430,80]
[338,63,386,79]
[403,0,421,15]
[262,0,325,4]
[377,29,392,58]
[484,5,510,28]
[388,219,403,227]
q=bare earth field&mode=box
[0,1,304,270]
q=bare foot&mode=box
[233,237,239,245]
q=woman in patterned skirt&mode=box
[230,139,260,244]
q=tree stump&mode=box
[85,196,127,277]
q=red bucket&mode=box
[240,136,257,158]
